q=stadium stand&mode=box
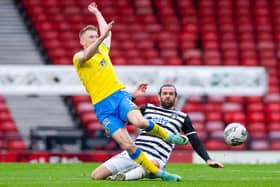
[0,0,43,64]
[0,0,278,154]
[0,0,80,152]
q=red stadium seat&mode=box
[0,121,18,132]
[146,96,160,105]
[208,130,224,140]
[0,96,5,103]
[80,112,99,126]
[71,95,91,105]
[0,112,13,122]
[247,112,265,123]
[222,102,243,112]
[7,140,27,151]
[271,140,280,150]
[250,139,270,150]
[267,112,280,123]
[182,103,203,113]
[205,140,228,150]
[224,112,246,124]
[265,103,280,113]
[188,112,205,123]
[75,102,94,115]
[248,122,266,131]
[229,143,247,150]
[246,103,264,112]
[0,103,9,112]
[0,139,6,150]
[204,103,222,112]
[85,122,105,137]
[206,121,224,131]
[205,112,223,121]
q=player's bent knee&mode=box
[151,160,160,168]
[127,110,149,128]
[90,170,98,180]
[120,141,136,153]
[132,119,148,129]
[91,170,104,180]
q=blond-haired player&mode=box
[73,2,188,181]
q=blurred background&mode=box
[0,0,279,163]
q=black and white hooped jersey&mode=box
[135,104,196,164]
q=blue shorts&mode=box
[94,90,137,137]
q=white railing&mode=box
[0,65,267,96]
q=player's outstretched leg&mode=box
[167,134,189,145]
[145,120,189,145]
[159,170,181,182]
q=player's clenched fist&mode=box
[88,2,99,14]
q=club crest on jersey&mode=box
[171,113,178,119]
[100,60,106,66]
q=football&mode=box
[224,122,248,146]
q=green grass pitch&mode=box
[0,163,279,187]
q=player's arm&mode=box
[88,2,112,48]
[77,21,114,65]
[182,117,224,168]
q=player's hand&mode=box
[88,2,99,14]
[132,83,148,98]
[206,160,224,168]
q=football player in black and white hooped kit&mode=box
[92,83,224,181]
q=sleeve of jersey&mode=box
[182,116,211,162]
[100,43,109,54]
[73,52,82,66]
[188,133,211,162]
[103,42,110,50]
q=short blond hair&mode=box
[79,25,98,38]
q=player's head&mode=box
[79,25,99,48]
[158,84,178,109]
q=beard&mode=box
[160,99,175,109]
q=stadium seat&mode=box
[247,112,265,123]
[224,112,246,124]
[267,112,280,123]
[271,140,280,150]
[205,121,225,131]
[85,122,105,137]
[80,112,99,126]
[229,143,247,150]
[182,103,203,112]
[0,112,13,122]
[188,112,205,123]
[205,112,223,121]
[0,121,18,133]
[7,140,27,151]
[205,103,223,113]
[205,140,228,150]
[222,102,243,112]
[0,103,9,112]
[71,95,91,106]
[208,130,224,140]
[250,139,270,150]
[75,102,94,115]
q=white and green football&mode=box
[224,122,248,146]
